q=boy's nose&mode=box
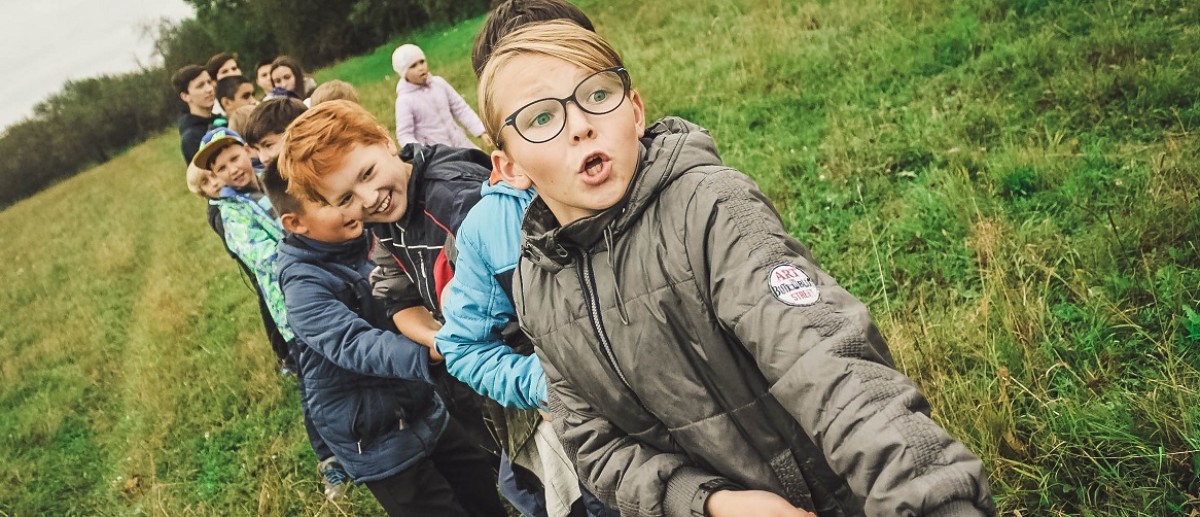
[565,103,595,142]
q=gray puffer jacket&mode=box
[514,117,994,517]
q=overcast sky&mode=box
[0,0,194,130]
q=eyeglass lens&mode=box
[512,69,627,144]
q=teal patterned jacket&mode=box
[211,186,293,342]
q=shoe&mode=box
[318,457,351,501]
[280,356,298,377]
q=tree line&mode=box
[0,0,489,208]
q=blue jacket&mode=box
[276,231,446,483]
[435,181,547,410]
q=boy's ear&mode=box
[630,89,647,136]
[280,212,306,235]
[492,149,532,190]
[385,136,398,155]
[179,91,190,105]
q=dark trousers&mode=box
[365,419,506,517]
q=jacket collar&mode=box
[285,231,371,265]
[521,117,722,271]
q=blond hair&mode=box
[185,163,215,199]
[478,21,624,148]
[226,104,257,134]
[309,80,360,105]
[278,100,391,200]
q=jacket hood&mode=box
[522,116,722,271]
[481,178,535,203]
[396,142,492,226]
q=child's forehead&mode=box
[497,55,592,98]
[216,142,248,159]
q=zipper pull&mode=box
[357,441,363,454]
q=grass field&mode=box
[2,0,1198,514]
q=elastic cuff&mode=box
[662,467,725,517]
[928,500,987,517]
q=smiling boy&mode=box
[476,22,995,517]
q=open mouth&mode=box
[579,152,611,185]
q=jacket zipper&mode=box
[395,225,431,306]
[575,250,650,412]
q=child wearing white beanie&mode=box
[392,44,492,149]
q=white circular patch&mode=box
[768,264,820,307]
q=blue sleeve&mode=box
[282,263,432,381]
[435,196,547,409]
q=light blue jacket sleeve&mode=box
[435,188,547,409]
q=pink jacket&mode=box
[394,75,486,149]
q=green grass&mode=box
[2,0,1199,514]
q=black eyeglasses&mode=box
[499,67,630,146]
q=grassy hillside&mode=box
[2,0,1198,514]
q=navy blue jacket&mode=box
[368,143,491,318]
[277,231,447,483]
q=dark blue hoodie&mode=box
[276,230,447,483]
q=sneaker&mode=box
[318,457,351,501]
[280,356,298,377]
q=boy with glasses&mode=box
[475,22,995,517]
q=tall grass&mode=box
[1,0,1197,514]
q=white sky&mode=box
[0,0,195,130]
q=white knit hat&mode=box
[391,44,426,75]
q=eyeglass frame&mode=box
[497,66,631,147]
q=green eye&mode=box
[531,112,553,128]
[589,89,610,103]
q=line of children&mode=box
[263,164,506,516]
[177,4,996,514]
[188,122,352,502]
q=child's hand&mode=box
[427,343,444,362]
[706,490,815,517]
[480,133,495,149]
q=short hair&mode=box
[171,65,206,94]
[279,100,391,200]
[185,162,215,199]
[309,80,360,105]
[241,98,308,146]
[256,58,274,71]
[472,0,594,78]
[478,21,623,147]
[205,52,239,80]
[226,104,257,134]
[261,161,304,216]
[216,76,251,103]
[270,56,307,99]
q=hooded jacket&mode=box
[276,231,445,483]
[394,75,486,149]
[514,117,994,517]
[368,143,491,319]
[211,186,292,343]
[435,180,546,410]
